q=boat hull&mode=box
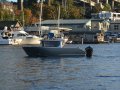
[23,47,85,57]
[20,38,41,45]
[0,39,13,45]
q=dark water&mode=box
[0,43,120,90]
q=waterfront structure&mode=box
[39,19,109,32]
[40,19,91,31]
[24,25,49,36]
[65,30,102,44]
[91,19,110,32]
[25,19,106,43]
[109,20,120,33]
[25,19,91,35]
[32,19,105,43]
[91,11,120,20]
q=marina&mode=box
[1,0,120,90]
[0,43,120,90]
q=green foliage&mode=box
[24,9,32,25]
[92,4,103,13]
[93,3,111,13]
[43,5,58,20]
[0,8,14,21]
[67,6,82,19]
[25,0,38,8]
[103,4,111,11]
[0,0,86,25]
[67,0,74,9]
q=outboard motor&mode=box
[85,46,93,57]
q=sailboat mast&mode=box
[57,5,60,29]
[39,0,43,37]
[21,0,24,27]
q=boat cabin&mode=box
[41,39,63,48]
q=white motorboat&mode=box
[0,27,42,45]
[0,38,16,45]
[12,30,42,45]
[0,27,22,45]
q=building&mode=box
[91,11,120,20]
[40,19,91,31]
[91,19,110,32]
[25,19,105,43]
[65,30,102,44]
[0,21,23,32]
[40,19,105,43]
[24,19,91,36]
[109,20,120,33]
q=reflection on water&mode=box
[0,44,120,90]
[16,57,84,90]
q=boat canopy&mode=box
[41,39,63,48]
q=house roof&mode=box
[39,19,91,25]
[0,21,22,30]
[67,30,101,34]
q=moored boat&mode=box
[23,34,86,57]
[23,46,85,57]
[0,27,41,45]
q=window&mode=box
[118,14,120,17]
[114,24,119,30]
[17,34,26,37]
[113,14,116,17]
[77,25,83,28]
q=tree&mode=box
[0,0,7,2]
[68,6,82,19]
[43,5,57,20]
[24,0,38,8]
[67,0,73,8]
[29,16,38,24]
[47,0,55,6]
[24,9,32,25]
[92,4,103,13]
[102,4,111,11]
